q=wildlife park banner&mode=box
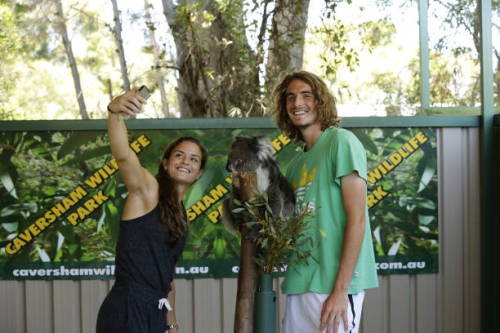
[0,126,438,280]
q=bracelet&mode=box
[166,323,179,329]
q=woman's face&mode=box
[162,140,204,186]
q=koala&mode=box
[222,135,295,239]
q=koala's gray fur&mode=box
[222,135,295,239]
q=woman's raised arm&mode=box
[107,88,149,194]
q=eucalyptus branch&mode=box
[232,194,315,274]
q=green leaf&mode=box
[182,251,195,259]
[105,201,120,246]
[97,209,106,231]
[0,161,17,199]
[57,132,102,159]
[351,129,378,155]
[62,146,111,165]
[36,247,51,262]
[212,238,227,258]
[418,162,436,193]
[1,222,18,232]
[68,244,78,254]
[54,232,65,261]
[1,206,19,217]
[43,186,57,196]
[419,226,430,233]
[418,215,434,225]
[184,160,226,207]
[54,249,63,262]
[387,240,401,255]
[56,232,65,251]
[416,199,436,210]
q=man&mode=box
[272,71,378,333]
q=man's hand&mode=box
[319,289,349,333]
[107,87,147,118]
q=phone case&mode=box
[138,85,151,100]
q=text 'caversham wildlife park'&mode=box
[4,135,152,255]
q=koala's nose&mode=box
[235,159,243,169]
[226,159,243,172]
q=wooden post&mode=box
[234,172,259,333]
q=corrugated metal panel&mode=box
[463,128,481,333]
[0,128,481,333]
[80,280,107,333]
[0,281,25,333]
[438,128,480,333]
[25,281,53,333]
[53,281,80,333]
[440,128,465,332]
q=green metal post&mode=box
[255,274,276,333]
[479,0,494,332]
[418,0,430,112]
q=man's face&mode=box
[285,79,318,128]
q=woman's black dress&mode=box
[96,205,186,333]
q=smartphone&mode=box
[138,85,151,100]
[121,85,150,119]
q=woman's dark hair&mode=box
[156,136,208,244]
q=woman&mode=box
[96,88,208,333]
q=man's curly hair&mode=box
[272,71,340,142]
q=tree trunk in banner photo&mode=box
[234,172,259,333]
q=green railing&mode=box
[0,115,482,132]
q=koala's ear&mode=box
[256,136,272,148]
[256,135,268,140]
[256,136,273,161]
[234,135,250,142]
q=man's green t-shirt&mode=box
[282,127,378,295]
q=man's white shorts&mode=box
[283,291,365,333]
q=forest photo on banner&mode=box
[0,126,438,280]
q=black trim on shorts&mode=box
[348,294,356,333]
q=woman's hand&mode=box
[107,87,147,118]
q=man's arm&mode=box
[320,172,366,333]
